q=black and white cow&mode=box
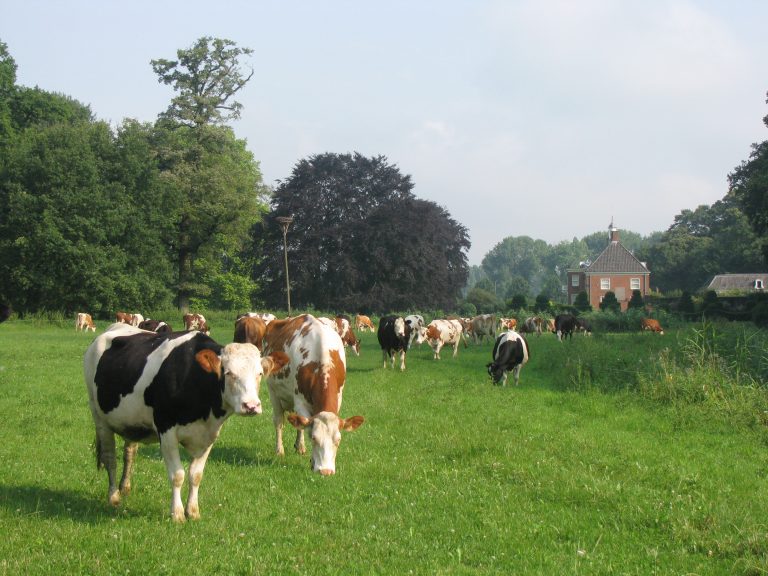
[0,303,9,323]
[554,314,579,341]
[377,315,411,371]
[84,323,287,521]
[404,314,426,348]
[486,330,530,386]
[575,317,592,336]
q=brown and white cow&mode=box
[84,323,287,521]
[234,315,267,351]
[76,312,96,332]
[264,314,364,475]
[424,319,468,360]
[641,318,664,335]
[469,314,496,344]
[183,313,210,335]
[355,314,375,333]
[520,316,544,336]
[499,317,517,331]
[115,312,143,327]
[238,312,276,325]
[318,316,361,356]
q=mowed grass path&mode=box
[0,318,766,575]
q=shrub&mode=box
[599,291,620,313]
[628,289,644,310]
[573,290,591,312]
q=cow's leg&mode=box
[273,412,285,456]
[513,364,522,386]
[159,433,186,522]
[399,350,406,371]
[185,443,213,520]
[119,441,139,496]
[382,349,388,369]
[501,371,509,387]
[95,424,120,506]
[294,427,306,455]
[452,340,460,358]
[434,341,443,360]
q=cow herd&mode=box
[76,308,664,521]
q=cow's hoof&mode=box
[108,491,121,507]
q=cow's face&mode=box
[393,317,406,339]
[288,412,364,475]
[413,326,427,345]
[207,344,288,415]
[486,362,505,385]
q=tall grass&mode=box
[0,318,767,574]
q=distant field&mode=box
[0,317,766,575]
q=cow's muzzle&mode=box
[241,401,262,415]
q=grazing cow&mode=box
[487,330,530,386]
[183,313,210,335]
[76,312,96,332]
[233,315,267,351]
[355,314,375,333]
[521,316,544,336]
[499,317,517,331]
[0,303,10,323]
[138,319,173,333]
[377,315,411,371]
[264,315,364,475]
[641,318,664,335]
[469,314,497,344]
[84,323,287,521]
[115,312,143,326]
[424,319,468,360]
[554,314,579,341]
[318,316,360,357]
[404,314,426,348]
[546,318,556,333]
[576,318,592,336]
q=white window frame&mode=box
[600,278,610,290]
[571,275,580,287]
[630,278,641,290]
[756,279,764,290]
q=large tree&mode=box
[729,92,768,264]
[253,152,469,312]
[150,37,265,310]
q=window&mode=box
[600,278,610,290]
[630,278,641,290]
[755,279,764,290]
[571,275,580,287]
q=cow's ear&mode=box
[262,351,289,375]
[195,349,222,379]
[340,415,364,431]
[287,413,312,430]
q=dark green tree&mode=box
[574,290,591,312]
[728,92,768,264]
[599,291,620,313]
[534,292,550,312]
[254,152,469,312]
[465,287,499,314]
[509,294,527,310]
[628,289,645,310]
[678,291,695,318]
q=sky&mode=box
[2,0,767,265]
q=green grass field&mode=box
[0,317,766,575]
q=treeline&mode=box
[0,38,469,317]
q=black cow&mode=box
[0,303,11,323]
[554,314,579,341]
[138,319,173,333]
[377,315,411,371]
[84,323,287,521]
[576,317,592,336]
[487,331,530,386]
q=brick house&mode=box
[566,223,651,311]
[704,273,768,294]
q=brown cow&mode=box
[354,314,375,333]
[641,318,664,335]
[233,315,267,351]
[115,311,143,326]
[264,314,364,475]
[76,312,96,332]
[183,313,210,335]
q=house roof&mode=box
[585,240,649,274]
[705,274,768,292]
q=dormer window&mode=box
[755,279,764,290]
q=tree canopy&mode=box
[253,152,470,312]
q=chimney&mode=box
[609,219,619,243]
